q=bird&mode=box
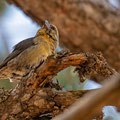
[0,20,59,81]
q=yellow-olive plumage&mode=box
[0,21,59,80]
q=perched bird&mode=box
[0,20,59,81]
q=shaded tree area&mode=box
[0,0,120,120]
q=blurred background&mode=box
[0,0,120,119]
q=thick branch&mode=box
[24,52,115,88]
[0,52,115,119]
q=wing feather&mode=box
[0,37,35,68]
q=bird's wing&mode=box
[0,37,35,69]
[13,37,35,51]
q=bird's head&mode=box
[35,20,59,42]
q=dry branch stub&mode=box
[75,52,115,83]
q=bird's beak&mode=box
[45,20,51,29]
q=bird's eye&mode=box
[51,26,56,31]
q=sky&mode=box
[0,4,39,52]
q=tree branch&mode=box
[0,52,115,120]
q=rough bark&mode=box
[0,52,115,120]
[7,0,120,70]
[0,88,89,120]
